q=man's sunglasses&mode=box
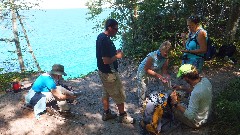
[112,27,118,31]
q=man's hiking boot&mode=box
[73,91,83,97]
[46,107,76,118]
[117,112,135,124]
[23,103,33,109]
[58,110,77,118]
[102,110,117,121]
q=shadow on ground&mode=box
[0,59,239,135]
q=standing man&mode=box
[171,64,212,128]
[96,18,135,124]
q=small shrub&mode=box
[212,78,240,135]
[0,71,37,92]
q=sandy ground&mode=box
[0,59,239,135]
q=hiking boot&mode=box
[59,110,76,118]
[25,104,33,109]
[102,110,117,121]
[73,91,83,97]
[117,113,135,124]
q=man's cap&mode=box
[49,64,67,76]
[177,64,196,78]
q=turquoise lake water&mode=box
[0,9,121,79]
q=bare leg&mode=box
[102,97,109,111]
[116,103,125,114]
[138,77,148,105]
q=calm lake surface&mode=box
[0,8,121,79]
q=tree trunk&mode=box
[10,1,26,72]
[225,0,240,43]
[16,10,42,72]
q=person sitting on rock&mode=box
[25,64,81,119]
[170,64,212,128]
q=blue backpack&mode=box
[188,29,216,61]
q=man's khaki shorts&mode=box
[98,71,126,104]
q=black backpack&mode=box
[188,29,216,61]
[217,43,236,58]
[204,37,217,61]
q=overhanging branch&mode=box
[0,38,15,42]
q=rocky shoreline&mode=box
[0,58,239,135]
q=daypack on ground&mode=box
[140,91,168,134]
[188,29,216,61]
[216,43,236,58]
[140,90,184,135]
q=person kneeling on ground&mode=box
[137,41,171,106]
[25,64,81,119]
[170,64,212,128]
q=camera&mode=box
[181,55,188,60]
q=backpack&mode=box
[204,37,217,61]
[188,29,216,61]
[217,43,236,58]
[140,91,183,134]
[140,91,168,134]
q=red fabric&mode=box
[13,82,20,90]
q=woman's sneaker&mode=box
[102,110,117,121]
[117,113,135,124]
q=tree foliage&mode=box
[0,0,41,72]
[87,1,240,134]
[0,0,41,91]
[1,0,40,21]
[87,0,240,64]
[1,0,41,41]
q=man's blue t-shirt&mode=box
[96,33,118,73]
[32,73,56,92]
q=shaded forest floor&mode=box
[0,59,239,135]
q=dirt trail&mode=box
[0,60,239,135]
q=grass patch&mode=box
[0,70,40,92]
[211,77,240,135]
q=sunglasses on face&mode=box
[112,27,118,31]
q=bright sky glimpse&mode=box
[37,0,88,9]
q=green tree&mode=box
[87,0,240,63]
[0,0,41,72]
